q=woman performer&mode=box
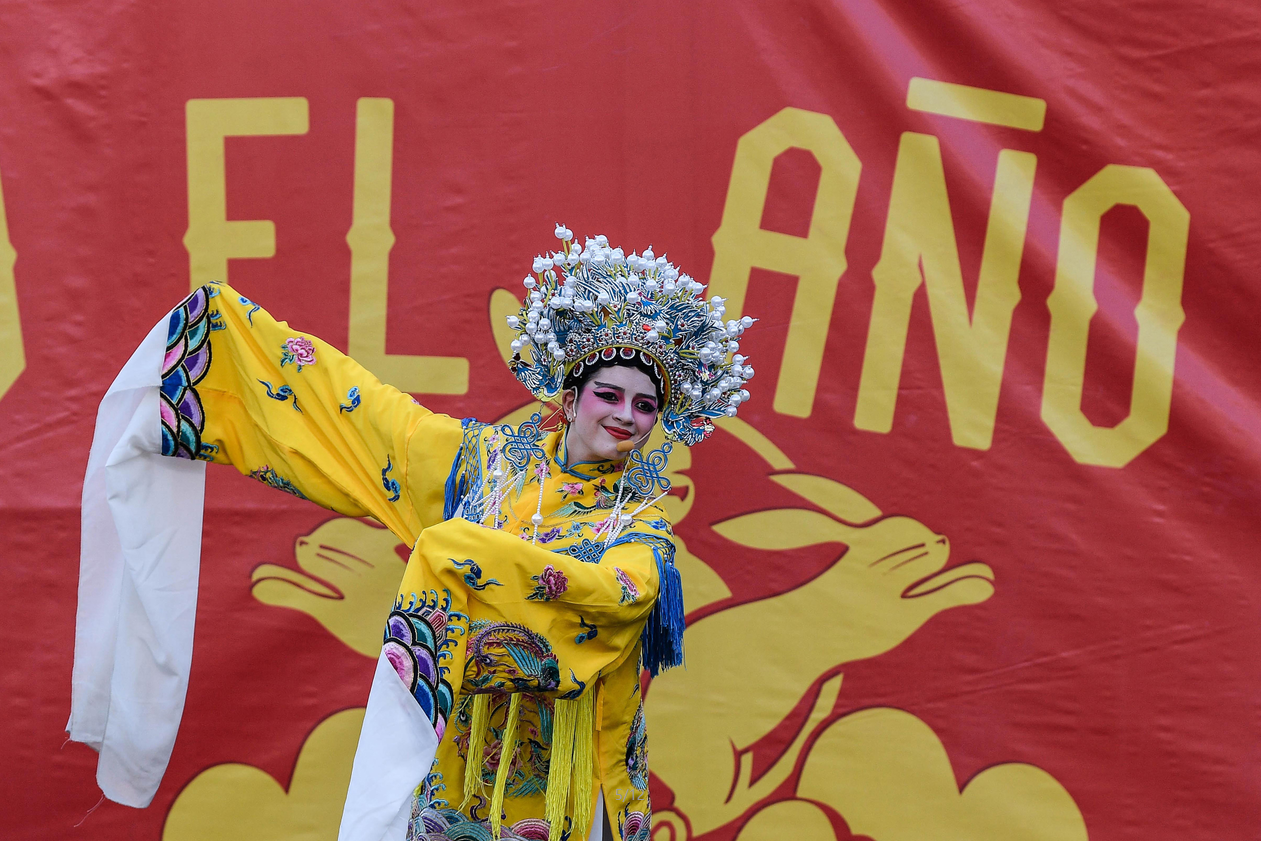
[70,226,754,841]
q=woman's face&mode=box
[562,364,660,464]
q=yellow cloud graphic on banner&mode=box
[794,708,1087,841]
[163,708,362,841]
[736,799,840,841]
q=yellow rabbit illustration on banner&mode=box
[643,445,1085,841]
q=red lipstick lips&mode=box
[603,425,632,441]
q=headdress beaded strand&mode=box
[508,224,756,447]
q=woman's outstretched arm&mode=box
[71,281,461,807]
[164,282,461,543]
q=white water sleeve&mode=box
[338,652,441,841]
[589,790,605,841]
[68,315,208,807]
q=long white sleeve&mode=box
[338,652,440,841]
[68,314,208,807]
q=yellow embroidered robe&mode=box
[160,283,672,841]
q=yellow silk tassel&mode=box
[460,693,492,809]
[569,691,596,839]
[489,693,523,838]
[544,698,578,841]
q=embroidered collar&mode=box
[551,430,625,481]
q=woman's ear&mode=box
[562,387,577,422]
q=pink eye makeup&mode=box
[586,382,659,418]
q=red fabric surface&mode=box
[1,1,1257,838]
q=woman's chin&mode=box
[589,431,623,458]
[567,426,638,462]
[595,443,625,462]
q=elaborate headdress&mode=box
[508,225,755,446]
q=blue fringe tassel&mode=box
[639,539,686,677]
[443,418,480,521]
[442,457,465,521]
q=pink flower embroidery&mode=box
[615,567,640,604]
[528,564,569,601]
[541,565,568,598]
[534,461,550,480]
[281,336,317,371]
[561,482,583,499]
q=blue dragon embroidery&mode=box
[238,295,260,325]
[575,616,598,644]
[559,669,587,700]
[449,558,502,591]
[248,465,307,499]
[258,379,301,412]
[382,455,401,502]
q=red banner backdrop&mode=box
[3,1,1259,839]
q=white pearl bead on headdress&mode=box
[508,225,756,446]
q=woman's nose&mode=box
[612,398,633,421]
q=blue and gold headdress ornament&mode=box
[508,225,755,446]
